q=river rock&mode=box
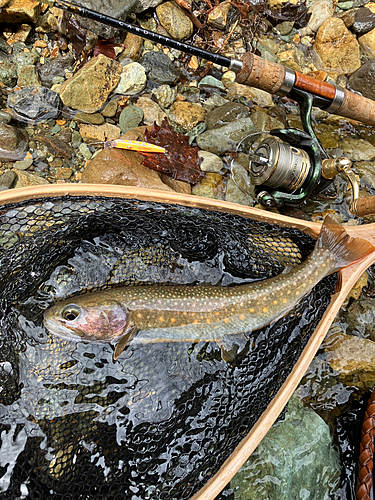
[119,104,144,133]
[81,129,174,191]
[313,17,361,76]
[338,137,375,160]
[202,94,229,112]
[7,87,61,124]
[358,26,375,58]
[38,54,74,87]
[17,65,41,87]
[135,96,167,125]
[79,123,121,143]
[156,1,193,41]
[0,0,41,23]
[226,83,274,107]
[199,76,226,90]
[14,170,49,188]
[207,1,231,29]
[75,112,104,125]
[349,59,375,100]
[113,62,146,95]
[301,0,334,34]
[139,51,180,84]
[225,161,255,206]
[0,55,17,87]
[198,151,223,172]
[12,51,38,67]
[192,172,225,199]
[205,102,250,130]
[0,111,12,124]
[196,117,258,155]
[352,6,375,34]
[168,102,205,132]
[0,170,17,189]
[324,333,375,390]
[344,298,375,340]
[231,395,340,500]
[120,33,144,61]
[59,54,122,113]
[151,84,176,108]
[0,123,28,161]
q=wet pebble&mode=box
[156,1,193,41]
[352,6,375,34]
[349,59,375,100]
[37,54,74,87]
[135,96,167,125]
[205,102,251,130]
[139,51,180,85]
[196,117,258,155]
[0,111,11,124]
[168,101,205,132]
[358,26,375,58]
[151,84,176,108]
[345,298,375,341]
[312,17,361,77]
[339,137,375,161]
[13,158,33,170]
[198,151,223,172]
[192,172,225,200]
[59,54,122,113]
[225,160,255,206]
[14,169,49,188]
[207,1,231,29]
[114,62,147,95]
[0,170,17,188]
[75,112,104,125]
[119,104,144,134]
[17,65,41,87]
[0,123,28,160]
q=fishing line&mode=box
[229,131,271,202]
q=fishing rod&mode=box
[43,0,375,127]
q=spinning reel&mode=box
[247,89,365,217]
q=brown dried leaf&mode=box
[142,120,204,185]
[93,40,122,59]
[66,15,86,59]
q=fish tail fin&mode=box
[316,215,374,271]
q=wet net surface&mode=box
[0,196,336,500]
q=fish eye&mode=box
[62,304,80,321]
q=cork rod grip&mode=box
[236,52,286,94]
[352,197,375,218]
[336,89,375,127]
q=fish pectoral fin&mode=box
[219,334,249,363]
[281,264,294,274]
[113,327,138,361]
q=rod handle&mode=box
[352,196,375,218]
[336,89,375,127]
[236,52,286,95]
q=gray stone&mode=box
[198,75,225,90]
[352,6,375,34]
[205,102,251,130]
[12,51,38,67]
[38,54,74,87]
[7,87,62,124]
[13,158,33,170]
[196,117,258,155]
[225,161,255,205]
[139,51,180,84]
[231,395,340,500]
[349,59,375,100]
[0,170,17,188]
[119,104,144,133]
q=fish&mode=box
[43,215,375,362]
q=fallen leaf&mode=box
[141,120,204,185]
[266,1,311,29]
[93,40,122,59]
[66,15,87,59]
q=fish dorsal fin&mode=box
[113,326,138,361]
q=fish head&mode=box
[43,297,129,343]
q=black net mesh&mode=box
[0,196,336,500]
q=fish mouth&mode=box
[43,317,87,342]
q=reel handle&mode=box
[351,197,375,218]
[236,52,375,127]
